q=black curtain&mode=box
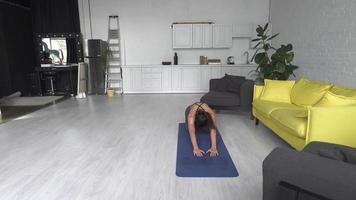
[31,0,82,65]
[31,0,81,33]
[0,0,81,97]
[66,38,78,64]
[0,19,12,98]
[0,2,36,98]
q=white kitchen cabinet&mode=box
[161,67,172,90]
[221,66,241,77]
[141,68,162,91]
[211,67,222,79]
[171,67,182,91]
[122,64,257,93]
[123,66,172,93]
[192,25,203,48]
[173,23,230,49]
[202,24,213,48]
[192,24,213,48]
[200,67,212,91]
[213,24,233,48]
[122,67,142,91]
[181,67,201,90]
[172,66,202,92]
[172,24,192,49]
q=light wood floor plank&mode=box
[0,94,288,200]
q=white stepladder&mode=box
[105,15,123,95]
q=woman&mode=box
[185,102,218,157]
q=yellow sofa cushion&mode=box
[330,86,356,98]
[270,109,308,138]
[315,91,356,107]
[260,79,295,103]
[290,78,333,106]
[253,99,304,117]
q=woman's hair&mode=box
[195,110,216,130]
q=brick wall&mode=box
[270,0,356,87]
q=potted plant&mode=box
[250,23,298,85]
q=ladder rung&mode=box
[109,30,119,35]
[110,59,120,61]
[107,80,121,83]
[109,44,120,47]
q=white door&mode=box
[213,24,233,48]
[123,67,142,92]
[200,67,212,91]
[172,67,182,91]
[193,24,213,48]
[172,24,192,49]
[202,24,213,48]
[211,67,222,79]
[192,24,203,48]
[162,67,172,91]
[141,68,162,91]
[181,67,201,91]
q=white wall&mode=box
[78,0,269,65]
[271,0,356,87]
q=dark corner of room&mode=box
[0,0,82,122]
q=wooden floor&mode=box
[0,94,288,200]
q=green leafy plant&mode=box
[250,23,298,83]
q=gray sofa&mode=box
[200,74,254,111]
[263,142,356,200]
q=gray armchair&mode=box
[200,74,254,111]
[263,142,356,200]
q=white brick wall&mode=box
[270,0,356,87]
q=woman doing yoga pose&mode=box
[185,102,218,157]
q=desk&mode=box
[35,65,78,96]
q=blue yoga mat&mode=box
[176,123,239,177]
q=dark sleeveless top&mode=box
[184,102,210,133]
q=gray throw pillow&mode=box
[318,147,346,162]
[342,149,356,165]
[222,74,245,94]
[318,147,356,165]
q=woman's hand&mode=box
[193,148,205,157]
[206,148,219,157]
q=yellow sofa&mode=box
[253,78,356,151]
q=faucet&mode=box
[243,51,250,64]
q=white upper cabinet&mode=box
[172,24,193,49]
[192,25,203,48]
[192,24,213,48]
[213,24,233,48]
[173,23,231,49]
